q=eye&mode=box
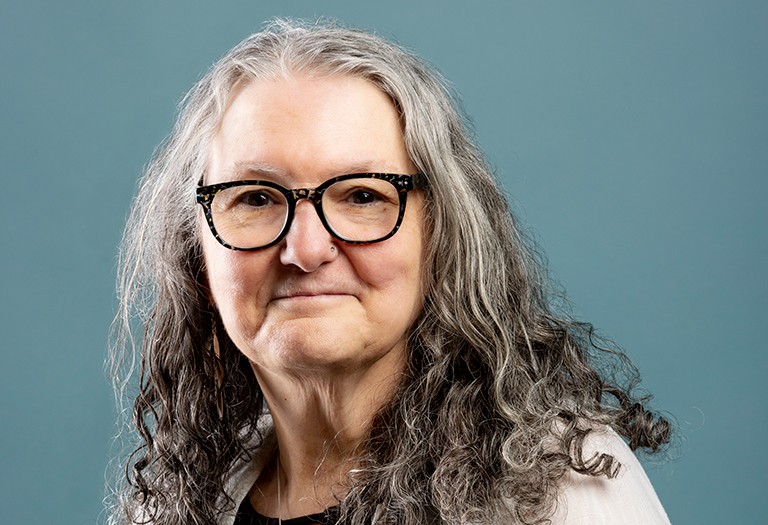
[237,189,275,208]
[324,178,399,210]
[348,188,384,205]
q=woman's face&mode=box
[202,74,425,379]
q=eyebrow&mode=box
[200,163,283,186]
[230,162,286,179]
[225,160,386,181]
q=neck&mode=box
[249,350,405,518]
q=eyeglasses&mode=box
[196,173,426,251]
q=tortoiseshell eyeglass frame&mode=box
[195,172,427,251]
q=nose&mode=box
[279,200,338,272]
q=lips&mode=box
[274,291,350,299]
[272,280,357,301]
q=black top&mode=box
[233,497,339,525]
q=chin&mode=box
[244,320,362,368]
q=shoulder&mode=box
[125,416,276,525]
[551,426,671,525]
[218,415,277,525]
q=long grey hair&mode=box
[108,18,670,525]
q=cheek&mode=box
[203,239,274,330]
[204,240,240,298]
[354,234,424,319]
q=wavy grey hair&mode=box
[108,18,669,525]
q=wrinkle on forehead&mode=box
[208,74,414,186]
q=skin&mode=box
[201,74,426,518]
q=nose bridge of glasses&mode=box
[290,187,322,204]
[287,187,328,236]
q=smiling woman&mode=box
[203,76,425,384]
[109,18,671,525]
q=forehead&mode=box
[208,74,413,185]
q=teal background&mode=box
[1,1,765,523]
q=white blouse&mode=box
[221,420,671,524]
[551,427,671,524]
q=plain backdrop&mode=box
[1,1,766,523]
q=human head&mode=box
[122,18,523,385]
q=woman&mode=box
[110,19,671,525]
